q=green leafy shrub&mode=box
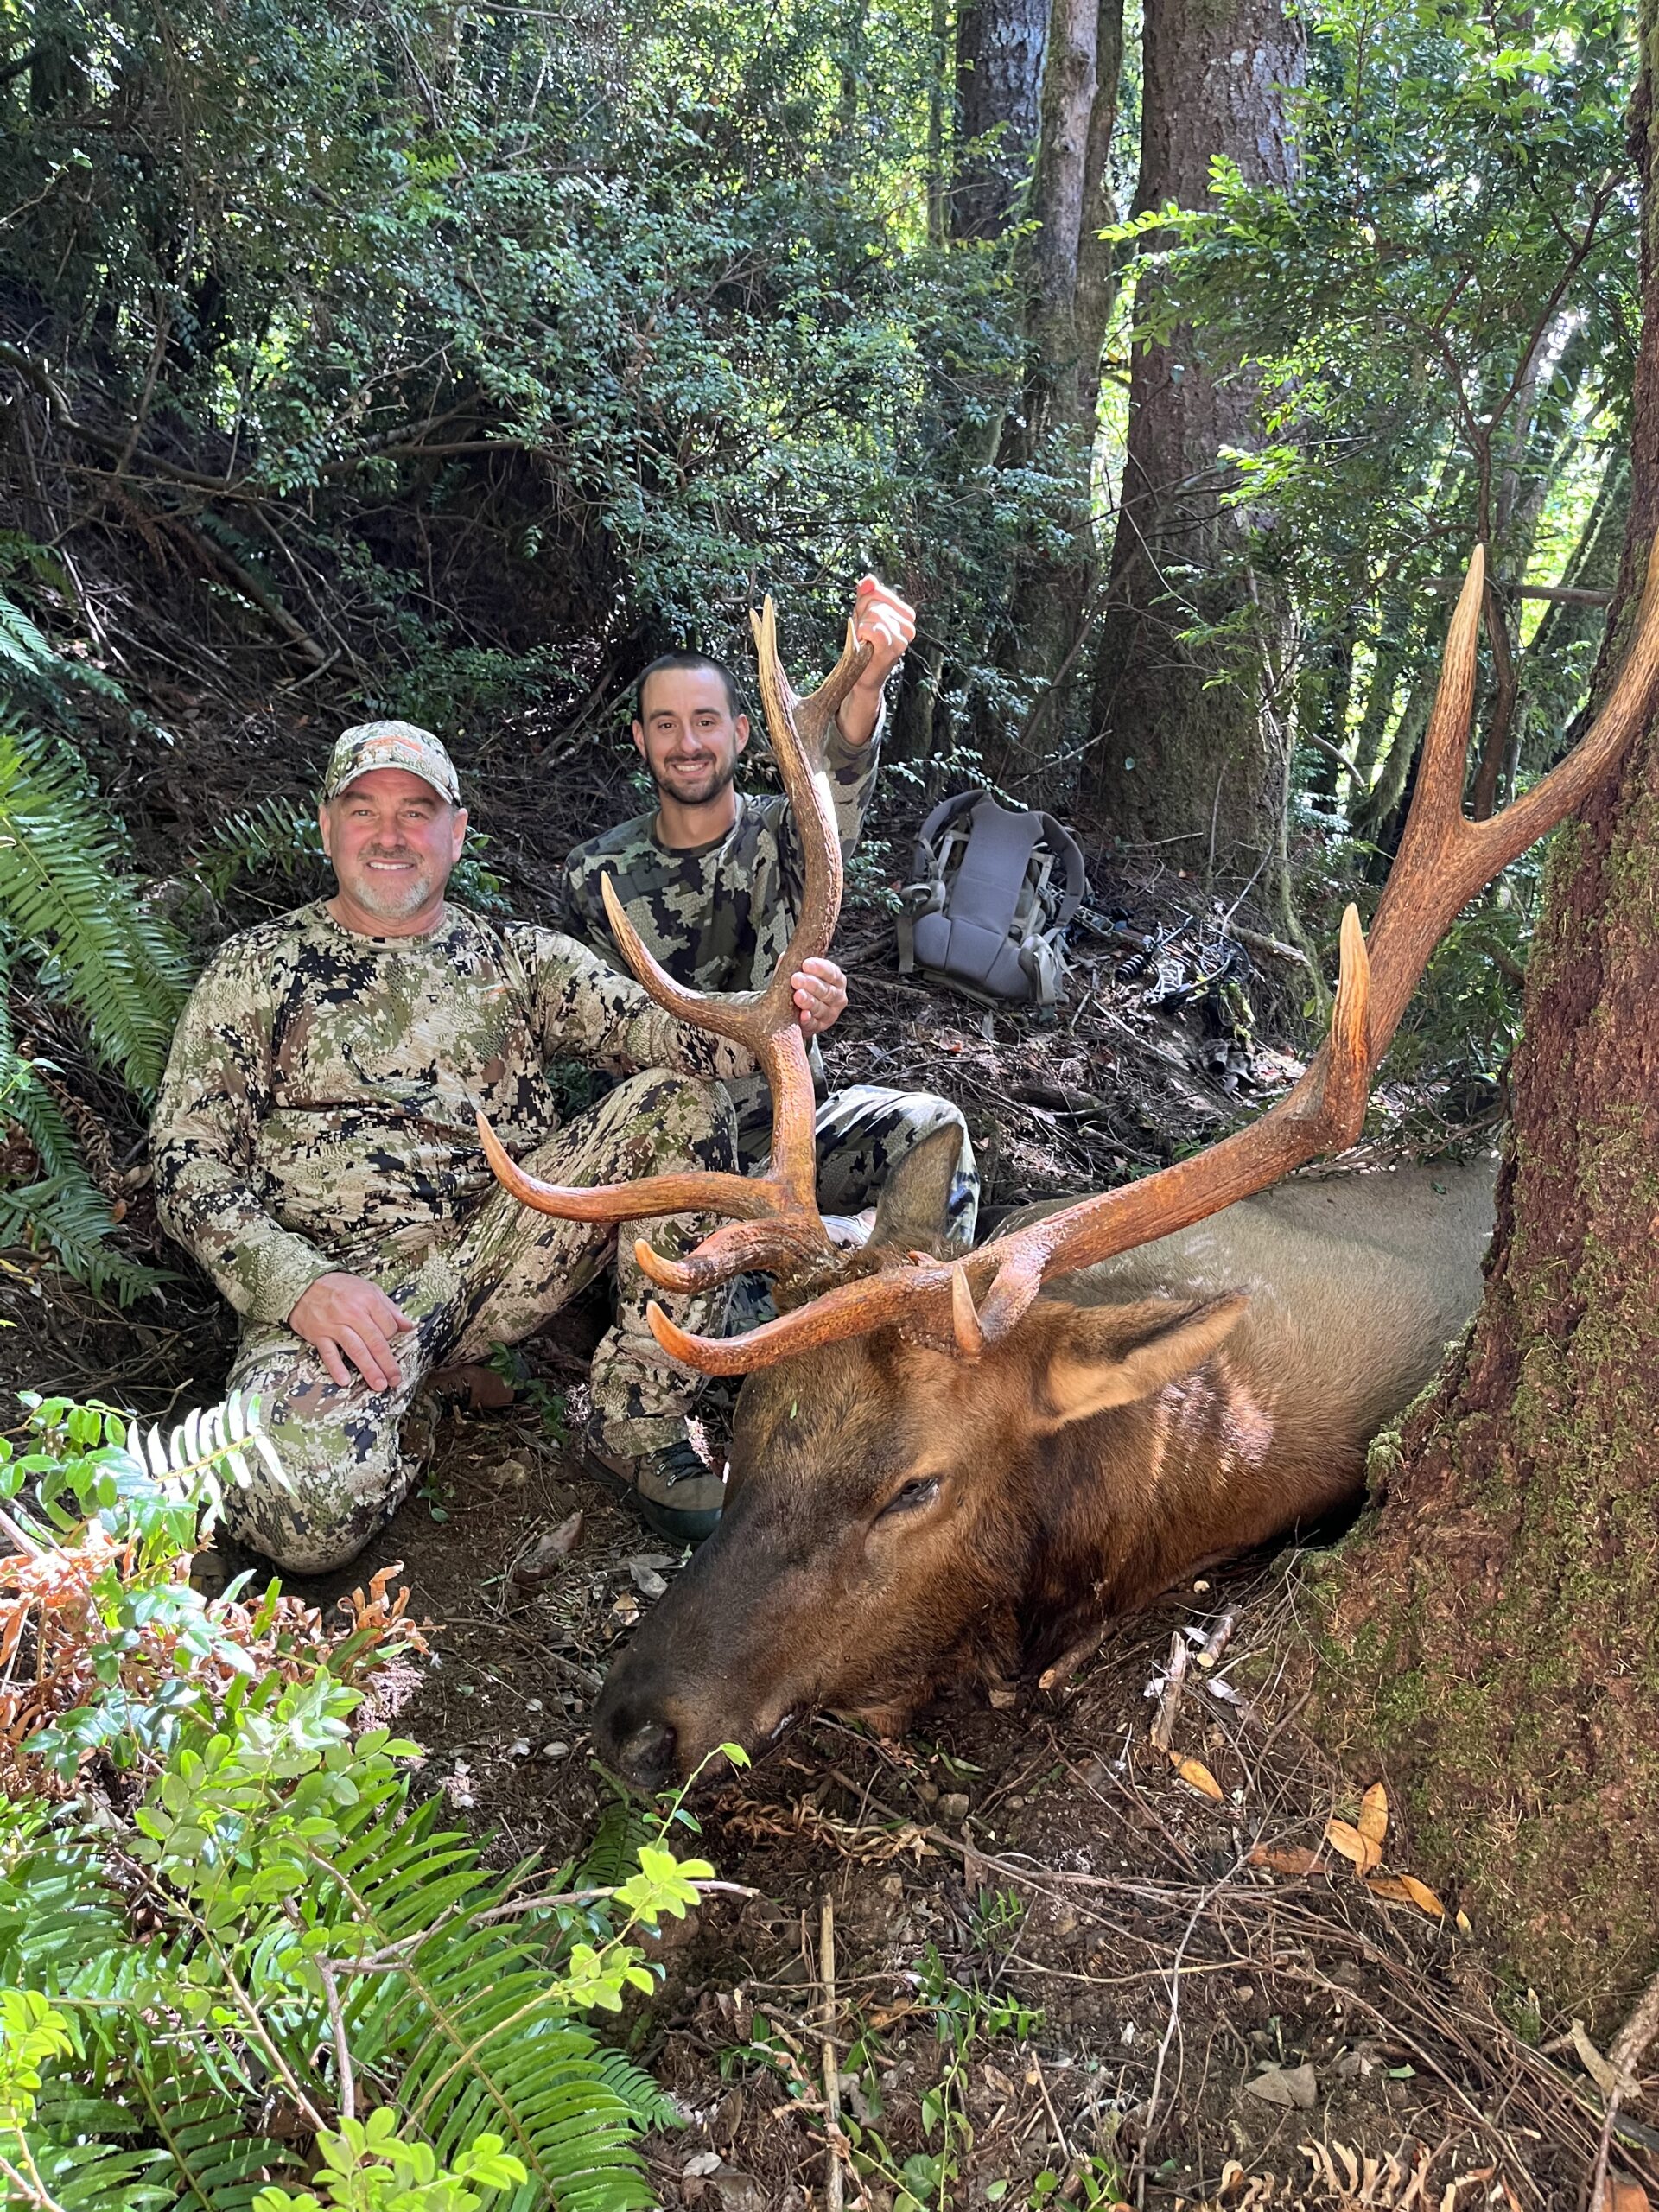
[0,1386,720,2209]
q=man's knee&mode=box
[609,1068,736,1171]
[220,1347,419,1576]
[219,1494,378,1577]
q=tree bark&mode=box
[994,0,1125,763]
[1081,0,1304,865]
[953,0,1051,241]
[1309,0,1659,2021]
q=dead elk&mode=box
[480,553,1659,1789]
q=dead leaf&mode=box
[1173,1753,1224,1802]
[1607,2182,1651,2211]
[1365,1872,1446,1918]
[510,1510,582,1585]
[1325,1816,1382,1874]
[1248,1845,1325,1876]
[1455,1907,1473,1935]
[630,1561,668,1599]
[1571,2018,1623,2099]
[1357,1779,1389,1848]
[1242,2061,1318,2110]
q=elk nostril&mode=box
[620,1718,677,1789]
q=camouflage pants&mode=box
[220,1071,734,1574]
[735,1082,979,1245]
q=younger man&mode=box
[558,580,978,1243]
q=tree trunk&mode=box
[994,0,1125,766]
[1081,0,1304,865]
[953,0,1050,241]
[1308,0,1659,2021]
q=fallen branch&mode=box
[1149,1631,1188,1756]
[819,1893,845,2212]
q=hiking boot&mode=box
[583,1425,725,1546]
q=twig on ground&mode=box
[1150,1631,1188,1755]
[819,1892,846,2212]
[1587,1959,1659,2212]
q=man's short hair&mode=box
[634,652,745,726]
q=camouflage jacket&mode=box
[151,900,753,1329]
[556,728,880,1135]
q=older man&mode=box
[558,579,978,1246]
[152,721,843,1565]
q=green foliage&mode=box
[0,0,1061,772]
[1126,0,1634,836]
[0,723,190,1303]
[253,2112,527,2212]
[0,730,189,1093]
[0,1387,717,2212]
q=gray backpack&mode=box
[896,791,1089,1007]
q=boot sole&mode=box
[582,1446,722,1547]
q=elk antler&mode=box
[645,543,1659,1376]
[477,598,870,1283]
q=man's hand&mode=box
[836,576,916,747]
[791,956,848,1039]
[289,1271,416,1393]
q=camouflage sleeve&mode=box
[150,944,334,1327]
[779,711,883,911]
[551,858,625,972]
[509,926,755,1083]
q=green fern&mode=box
[0,584,127,718]
[0,962,165,1306]
[0,728,190,1094]
[188,797,324,900]
[0,728,193,1302]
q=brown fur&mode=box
[592,1137,1497,1789]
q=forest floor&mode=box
[3,685,1648,2209]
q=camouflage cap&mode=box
[322,721,461,805]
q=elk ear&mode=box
[868,1124,967,1255]
[1035,1294,1249,1431]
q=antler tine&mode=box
[645,542,1659,1380]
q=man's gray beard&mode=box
[343,859,441,920]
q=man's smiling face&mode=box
[319,766,467,931]
[633,664,749,810]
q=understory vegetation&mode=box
[0,1393,727,2210]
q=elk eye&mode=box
[879,1477,940,1521]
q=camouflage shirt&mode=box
[151,899,753,1329]
[556,728,880,1131]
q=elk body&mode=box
[480,553,1659,1790]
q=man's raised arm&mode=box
[150,945,336,1330]
[832,575,915,750]
[785,576,914,897]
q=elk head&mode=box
[482,556,1659,1789]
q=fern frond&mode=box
[0,587,128,714]
[15,2125,174,2212]
[124,2039,302,2211]
[0,727,190,1093]
[0,1167,170,1306]
[186,799,320,901]
[576,1789,653,1892]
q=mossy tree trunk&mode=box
[1080,0,1304,865]
[1311,0,1659,2022]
